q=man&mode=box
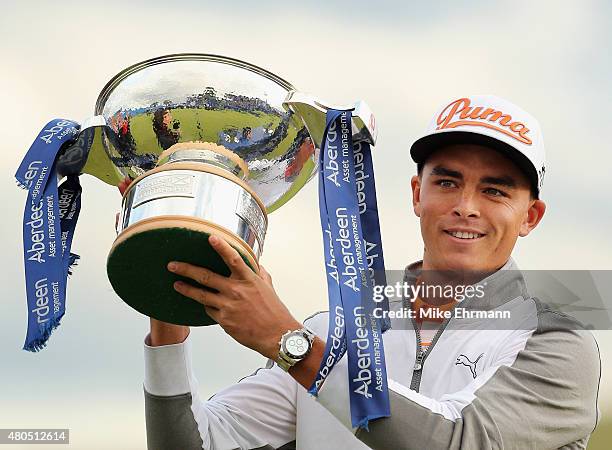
[153,108,181,150]
[140,95,600,449]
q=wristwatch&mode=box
[275,327,316,372]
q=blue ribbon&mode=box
[353,140,391,333]
[309,110,390,429]
[15,119,82,352]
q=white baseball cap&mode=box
[410,95,546,198]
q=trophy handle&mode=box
[283,91,377,148]
[56,115,125,186]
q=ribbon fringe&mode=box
[67,253,80,276]
[22,316,63,352]
[15,179,28,191]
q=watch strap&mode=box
[275,352,294,372]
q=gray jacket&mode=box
[143,259,601,449]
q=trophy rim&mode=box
[94,53,296,114]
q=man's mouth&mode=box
[444,230,486,240]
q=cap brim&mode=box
[410,130,539,198]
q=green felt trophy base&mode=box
[107,217,257,326]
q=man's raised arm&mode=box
[143,325,298,450]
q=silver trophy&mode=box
[56,54,377,325]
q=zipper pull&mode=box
[413,352,424,371]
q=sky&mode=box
[1,1,611,448]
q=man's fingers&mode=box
[172,280,225,324]
[173,281,224,309]
[209,235,253,280]
[203,305,221,323]
[259,265,273,287]
[168,261,230,292]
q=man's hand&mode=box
[168,235,302,360]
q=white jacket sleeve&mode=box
[143,333,297,450]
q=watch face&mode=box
[284,333,309,358]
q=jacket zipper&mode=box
[409,315,453,392]
[410,321,426,392]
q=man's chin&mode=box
[432,252,488,273]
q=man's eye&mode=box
[483,187,506,197]
[436,179,456,188]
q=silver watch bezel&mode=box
[281,329,312,359]
[276,327,315,370]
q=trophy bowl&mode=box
[55,53,376,326]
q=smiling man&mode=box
[414,144,543,273]
[142,95,600,449]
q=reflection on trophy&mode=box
[56,54,377,326]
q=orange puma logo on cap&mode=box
[437,98,532,145]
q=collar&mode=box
[403,257,529,313]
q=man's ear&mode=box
[519,199,546,237]
[411,175,422,218]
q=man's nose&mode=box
[452,192,480,218]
